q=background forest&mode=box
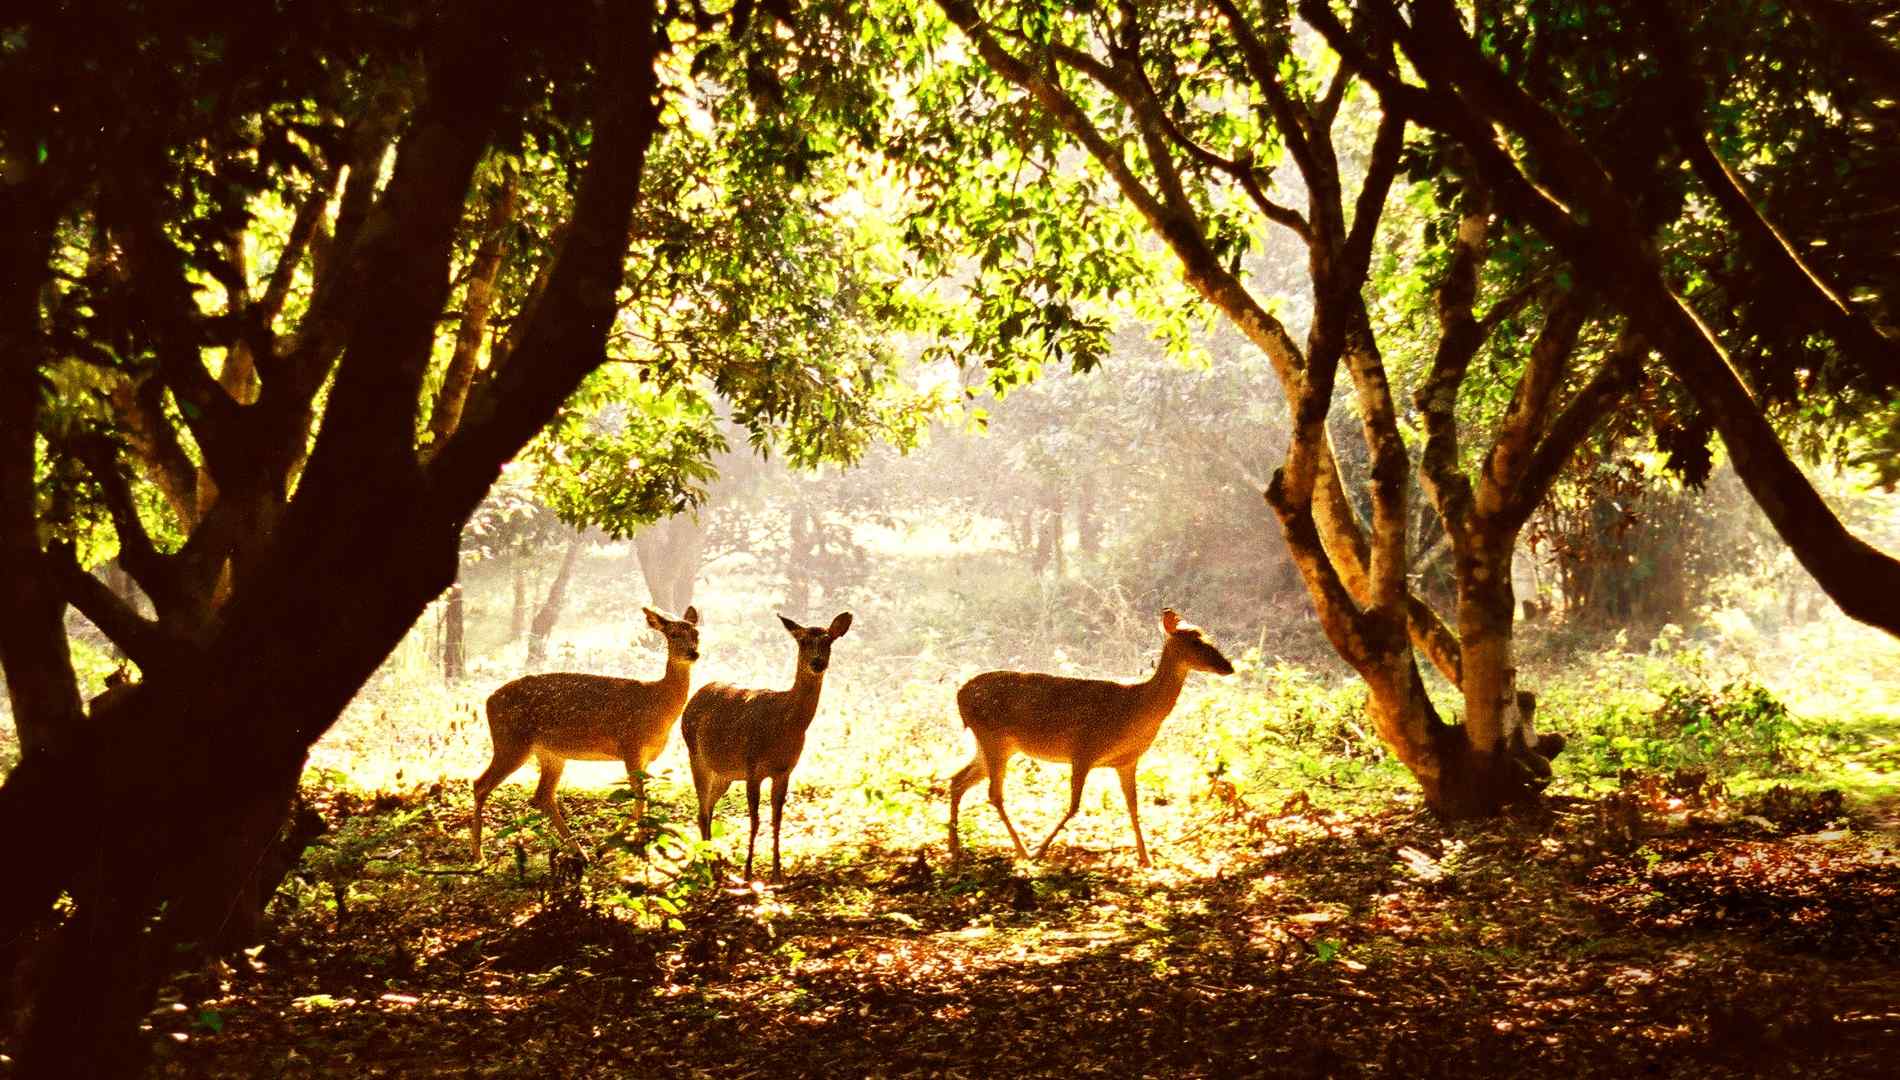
[2,0,1898,1076]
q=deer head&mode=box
[645,605,701,662]
[777,611,852,677]
[1161,608,1235,675]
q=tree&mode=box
[0,1,918,1071]
[895,0,1638,813]
[1302,0,1900,636]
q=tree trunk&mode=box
[441,581,466,682]
[525,535,584,670]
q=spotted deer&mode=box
[949,609,1234,867]
[681,612,852,881]
[470,606,700,862]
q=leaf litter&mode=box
[141,770,1899,1078]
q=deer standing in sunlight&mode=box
[949,609,1234,867]
[681,612,852,881]
[470,606,700,862]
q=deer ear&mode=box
[827,611,853,638]
[1161,608,1181,634]
[683,605,700,625]
[644,607,665,630]
[778,614,801,635]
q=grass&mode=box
[7,536,1900,1076]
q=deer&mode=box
[470,605,700,863]
[680,611,852,881]
[949,608,1234,867]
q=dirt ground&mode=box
[116,773,1900,1079]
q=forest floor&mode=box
[135,768,1899,1079]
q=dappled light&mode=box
[3,1,1899,1076]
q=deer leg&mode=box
[948,754,989,858]
[471,740,533,863]
[1116,764,1150,868]
[770,771,791,881]
[621,744,649,824]
[743,775,764,881]
[982,747,1030,859]
[1034,762,1091,862]
[693,763,728,844]
[530,754,577,854]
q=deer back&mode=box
[488,672,690,760]
[957,671,1168,764]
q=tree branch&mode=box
[1644,3,1900,393]
[1414,184,1492,544]
[1342,105,1406,292]
[425,168,518,457]
[271,93,406,428]
[100,192,244,468]
[238,167,341,386]
[428,2,666,521]
[105,375,201,529]
[288,29,517,513]
[1131,55,1312,242]
[1501,325,1646,531]
[1478,285,1594,517]
[65,434,188,615]
[46,544,186,672]
[1210,0,1322,192]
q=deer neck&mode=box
[784,669,827,730]
[656,656,693,699]
[1139,651,1193,718]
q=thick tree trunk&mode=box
[525,535,584,670]
[1455,541,1514,750]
